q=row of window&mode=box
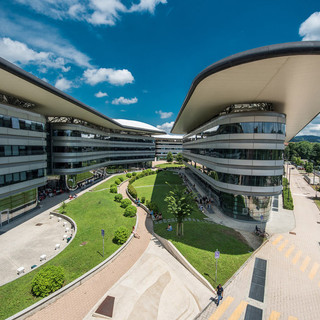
[0,145,46,157]
[185,148,283,161]
[206,169,282,187]
[53,129,154,143]
[53,146,155,153]
[0,169,45,187]
[0,115,45,132]
[53,156,154,169]
[183,122,285,142]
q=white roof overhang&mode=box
[0,58,165,135]
[171,41,320,142]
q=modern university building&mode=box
[153,134,183,160]
[0,57,164,225]
[172,41,320,222]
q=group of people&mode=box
[149,210,163,221]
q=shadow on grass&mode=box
[149,170,252,255]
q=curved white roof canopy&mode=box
[171,41,320,142]
[152,134,183,140]
[114,119,163,133]
[0,57,165,135]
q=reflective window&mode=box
[0,145,46,157]
[184,122,286,142]
[0,115,45,132]
[184,148,283,161]
[206,169,282,187]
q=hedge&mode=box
[128,184,137,199]
[114,194,123,202]
[124,205,137,217]
[120,198,131,208]
[31,266,65,298]
[113,226,130,244]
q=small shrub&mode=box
[113,226,130,244]
[61,201,67,213]
[132,172,137,176]
[124,205,137,217]
[115,179,121,185]
[141,196,146,204]
[120,198,131,208]
[114,194,123,202]
[110,186,117,193]
[146,201,158,212]
[126,172,132,178]
[119,176,124,182]
[129,176,136,184]
[128,184,137,199]
[110,183,117,188]
[31,266,65,298]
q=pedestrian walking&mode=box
[216,284,223,306]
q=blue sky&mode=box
[0,0,320,135]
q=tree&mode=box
[305,161,314,173]
[175,152,183,164]
[165,185,195,236]
[166,152,173,162]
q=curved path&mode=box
[27,181,152,320]
[28,180,213,320]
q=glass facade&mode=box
[0,115,45,132]
[53,129,154,143]
[53,146,154,153]
[0,169,45,187]
[53,155,153,169]
[185,148,283,160]
[206,169,282,187]
[183,121,285,142]
[0,145,45,157]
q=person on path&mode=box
[132,226,140,239]
[216,284,223,306]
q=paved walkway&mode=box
[197,166,320,319]
[28,180,213,320]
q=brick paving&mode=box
[197,167,320,320]
[27,181,153,320]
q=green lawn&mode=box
[133,171,253,286]
[0,175,134,320]
[93,174,127,191]
[155,162,185,169]
[132,171,205,220]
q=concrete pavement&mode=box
[197,166,320,319]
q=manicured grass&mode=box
[155,162,185,169]
[0,175,134,320]
[93,174,126,191]
[133,171,252,286]
[156,222,252,286]
[132,171,205,220]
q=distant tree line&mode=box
[285,141,320,173]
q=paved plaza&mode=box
[197,166,320,320]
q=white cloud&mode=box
[299,12,320,40]
[95,91,108,97]
[55,77,73,91]
[13,0,167,26]
[0,13,92,68]
[155,110,173,119]
[156,121,174,133]
[112,97,138,105]
[129,0,167,13]
[0,37,70,71]
[83,68,134,86]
